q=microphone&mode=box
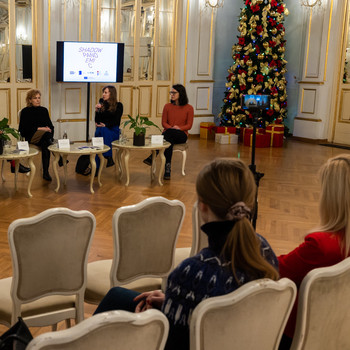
[97,98,104,112]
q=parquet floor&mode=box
[0,136,348,336]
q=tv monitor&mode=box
[241,94,271,110]
[56,41,124,83]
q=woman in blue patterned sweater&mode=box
[94,158,279,349]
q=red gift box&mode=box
[213,126,236,134]
[266,124,284,147]
[240,127,265,142]
[244,131,271,148]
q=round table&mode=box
[112,139,171,186]
[48,143,110,194]
[0,147,39,197]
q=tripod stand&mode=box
[248,109,264,229]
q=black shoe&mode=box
[164,163,171,180]
[143,156,152,166]
[43,171,52,181]
[11,164,31,174]
[58,157,69,167]
[106,156,115,168]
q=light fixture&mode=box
[205,0,224,9]
[300,0,322,9]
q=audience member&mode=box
[278,154,350,349]
[94,158,279,350]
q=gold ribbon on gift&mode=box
[250,132,265,147]
[266,125,284,146]
[243,127,253,140]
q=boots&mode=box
[143,155,152,166]
[105,156,115,168]
[43,170,52,181]
[164,163,171,180]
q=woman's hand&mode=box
[38,126,51,132]
[134,290,165,313]
[95,103,102,112]
[172,125,181,130]
[95,122,105,127]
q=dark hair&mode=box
[171,84,188,106]
[196,158,279,283]
[102,85,118,112]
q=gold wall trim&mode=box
[298,81,324,85]
[57,119,86,122]
[34,0,38,84]
[301,88,317,114]
[79,0,82,41]
[0,88,10,122]
[190,80,214,83]
[337,120,350,124]
[304,9,313,78]
[194,114,214,118]
[183,0,190,85]
[324,0,334,81]
[294,117,322,122]
[90,0,94,41]
[64,88,82,114]
[16,88,30,120]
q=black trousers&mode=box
[163,129,187,164]
[30,132,53,173]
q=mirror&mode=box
[15,0,32,82]
[0,0,10,82]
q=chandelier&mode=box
[300,0,322,8]
[205,0,224,9]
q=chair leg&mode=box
[65,318,72,328]
[51,323,58,331]
[181,150,187,176]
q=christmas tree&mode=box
[219,0,289,128]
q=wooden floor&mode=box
[0,136,348,335]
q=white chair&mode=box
[173,142,188,176]
[26,309,169,350]
[190,278,297,350]
[0,208,95,329]
[174,201,208,267]
[85,196,185,305]
[290,257,350,350]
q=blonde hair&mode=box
[26,89,41,107]
[316,154,350,256]
[196,158,279,282]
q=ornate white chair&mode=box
[173,142,188,176]
[85,196,185,305]
[190,278,297,350]
[290,257,350,350]
[26,309,169,350]
[0,208,95,329]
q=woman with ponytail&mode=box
[94,158,278,350]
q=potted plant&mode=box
[123,114,161,146]
[0,118,20,155]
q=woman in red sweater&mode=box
[278,154,350,349]
[144,84,193,180]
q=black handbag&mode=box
[0,317,33,350]
[75,155,91,175]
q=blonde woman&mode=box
[278,154,350,349]
[19,89,54,181]
[94,158,279,350]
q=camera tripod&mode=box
[248,109,264,229]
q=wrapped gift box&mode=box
[215,134,239,144]
[240,127,266,142]
[213,126,237,135]
[200,122,215,139]
[266,124,284,147]
[244,132,271,148]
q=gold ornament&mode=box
[270,11,276,16]
[242,15,247,21]
[247,59,253,66]
[251,23,257,29]
[278,47,285,53]
[271,28,277,35]
[280,69,286,74]
[281,31,285,37]
[280,95,285,102]
[263,42,269,49]
[247,77,254,83]
[257,0,263,3]
[284,8,290,16]
[274,72,280,77]
[258,54,264,60]
[272,54,278,60]
[231,75,236,81]
[236,45,242,52]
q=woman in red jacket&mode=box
[278,154,350,349]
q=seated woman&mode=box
[143,84,194,180]
[278,154,350,350]
[18,89,54,181]
[94,85,123,169]
[94,158,279,350]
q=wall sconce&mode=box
[16,28,27,42]
[205,0,224,9]
[300,0,322,9]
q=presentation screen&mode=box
[56,41,124,83]
[241,94,271,110]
